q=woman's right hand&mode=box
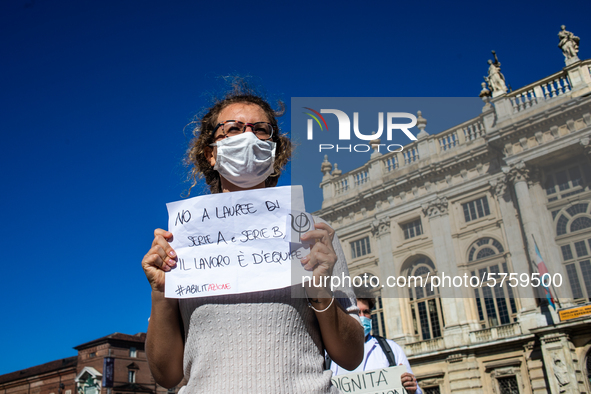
[141,228,177,292]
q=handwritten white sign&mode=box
[331,365,407,394]
[165,186,309,299]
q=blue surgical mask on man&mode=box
[360,316,372,337]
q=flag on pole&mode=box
[533,240,556,310]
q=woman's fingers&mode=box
[300,223,336,269]
[147,244,173,271]
[142,228,176,292]
[152,228,176,268]
[301,222,335,245]
[300,242,332,271]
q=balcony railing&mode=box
[352,168,369,186]
[469,322,521,343]
[334,178,349,195]
[320,60,591,202]
[405,337,445,356]
[403,146,420,164]
[438,131,459,151]
[507,69,572,114]
[384,155,398,172]
[462,118,486,141]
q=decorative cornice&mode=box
[502,160,529,184]
[370,217,391,236]
[541,332,569,344]
[446,353,466,363]
[490,367,518,378]
[523,340,535,352]
[422,197,449,218]
[489,176,508,196]
[484,359,522,372]
[580,137,591,157]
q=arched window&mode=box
[555,202,591,301]
[557,215,569,235]
[405,257,444,341]
[468,238,517,328]
[571,217,591,232]
[555,202,591,236]
[468,237,504,262]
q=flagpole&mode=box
[532,235,562,309]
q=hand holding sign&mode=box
[401,371,419,394]
[330,365,409,393]
[300,222,338,299]
[141,228,177,292]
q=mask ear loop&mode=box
[268,135,280,179]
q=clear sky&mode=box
[1,0,589,376]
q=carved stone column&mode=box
[421,197,468,345]
[502,162,543,255]
[503,161,570,307]
[488,176,538,319]
[370,216,405,340]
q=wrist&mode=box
[307,295,335,313]
[151,290,177,306]
[303,278,333,298]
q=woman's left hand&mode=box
[300,222,337,296]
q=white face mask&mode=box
[212,132,276,188]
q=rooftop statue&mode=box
[484,51,507,97]
[558,25,580,62]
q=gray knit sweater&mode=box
[178,232,358,393]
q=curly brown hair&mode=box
[185,89,292,195]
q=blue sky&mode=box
[1,0,589,376]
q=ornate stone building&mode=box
[0,333,182,394]
[316,29,591,393]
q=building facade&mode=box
[0,333,182,394]
[316,34,591,393]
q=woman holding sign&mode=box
[141,85,364,393]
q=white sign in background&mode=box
[165,186,310,299]
[331,365,407,394]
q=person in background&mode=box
[328,296,422,394]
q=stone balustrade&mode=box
[462,118,486,141]
[352,168,370,187]
[319,59,591,204]
[508,71,571,114]
[506,58,591,115]
[404,337,445,356]
[321,112,487,199]
[438,130,459,152]
[402,144,420,165]
[469,322,521,343]
[334,177,349,195]
[384,155,398,172]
